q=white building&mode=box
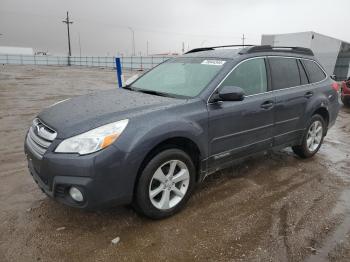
[261,31,350,80]
[0,46,34,55]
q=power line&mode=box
[1,10,261,41]
[62,11,73,64]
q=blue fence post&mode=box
[115,57,123,88]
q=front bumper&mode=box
[27,158,93,208]
[25,140,142,209]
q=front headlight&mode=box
[55,119,129,155]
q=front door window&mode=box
[219,58,267,96]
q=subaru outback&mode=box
[25,45,340,219]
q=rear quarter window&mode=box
[302,60,326,83]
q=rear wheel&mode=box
[134,148,195,219]
[292,114,325,158]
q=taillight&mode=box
[331,82,339,92]
[345,81,350,90]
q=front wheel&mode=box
[292,114,326,158]
[134,149,196,219]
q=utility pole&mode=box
[128,27,136,56]
[182,42,185,54]
[78,32,82,57]
[241,34,246,47]
[146,41,149,56]
[62,11,73,65]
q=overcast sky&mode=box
[0,0,349,56]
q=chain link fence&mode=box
[0,54,172,70]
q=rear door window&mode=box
[302,60,326,83]
[220,58,267,96]
[269,57,301,90]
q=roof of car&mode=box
[182,48,243,59]
[181,45,315,60]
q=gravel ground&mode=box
[0,65,350,262]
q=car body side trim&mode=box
[211,123,274,143]
[206,128,305,162]
[273,128,305,138]
[207,137,272,160]
[275,117,300,125]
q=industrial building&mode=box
[261,31,350,80]
[0,46,34,55]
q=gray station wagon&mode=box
[25,45,340,219]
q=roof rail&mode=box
[239,45,314,56]
[185,44,255,54]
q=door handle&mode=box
[261,100,274,109]
[304,91,314,98]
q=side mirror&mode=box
[212,86,245,102]
[330,74,336,80]
[123,74,139,87]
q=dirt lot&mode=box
[1,65,350,262]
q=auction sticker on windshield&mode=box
[201,60,226,66]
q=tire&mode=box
[133,148,196,219]
[292,114,326,158]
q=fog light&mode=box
[69,187,84,202]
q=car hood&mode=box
[38,88,184,138]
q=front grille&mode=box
[26,118,57,160]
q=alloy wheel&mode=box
[306,120,323,152]
[148,160,190,210]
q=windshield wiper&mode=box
[136,89,171,97]
[122,86,168,97]
[122,85,133,90]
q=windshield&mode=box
[131,58,226,98]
